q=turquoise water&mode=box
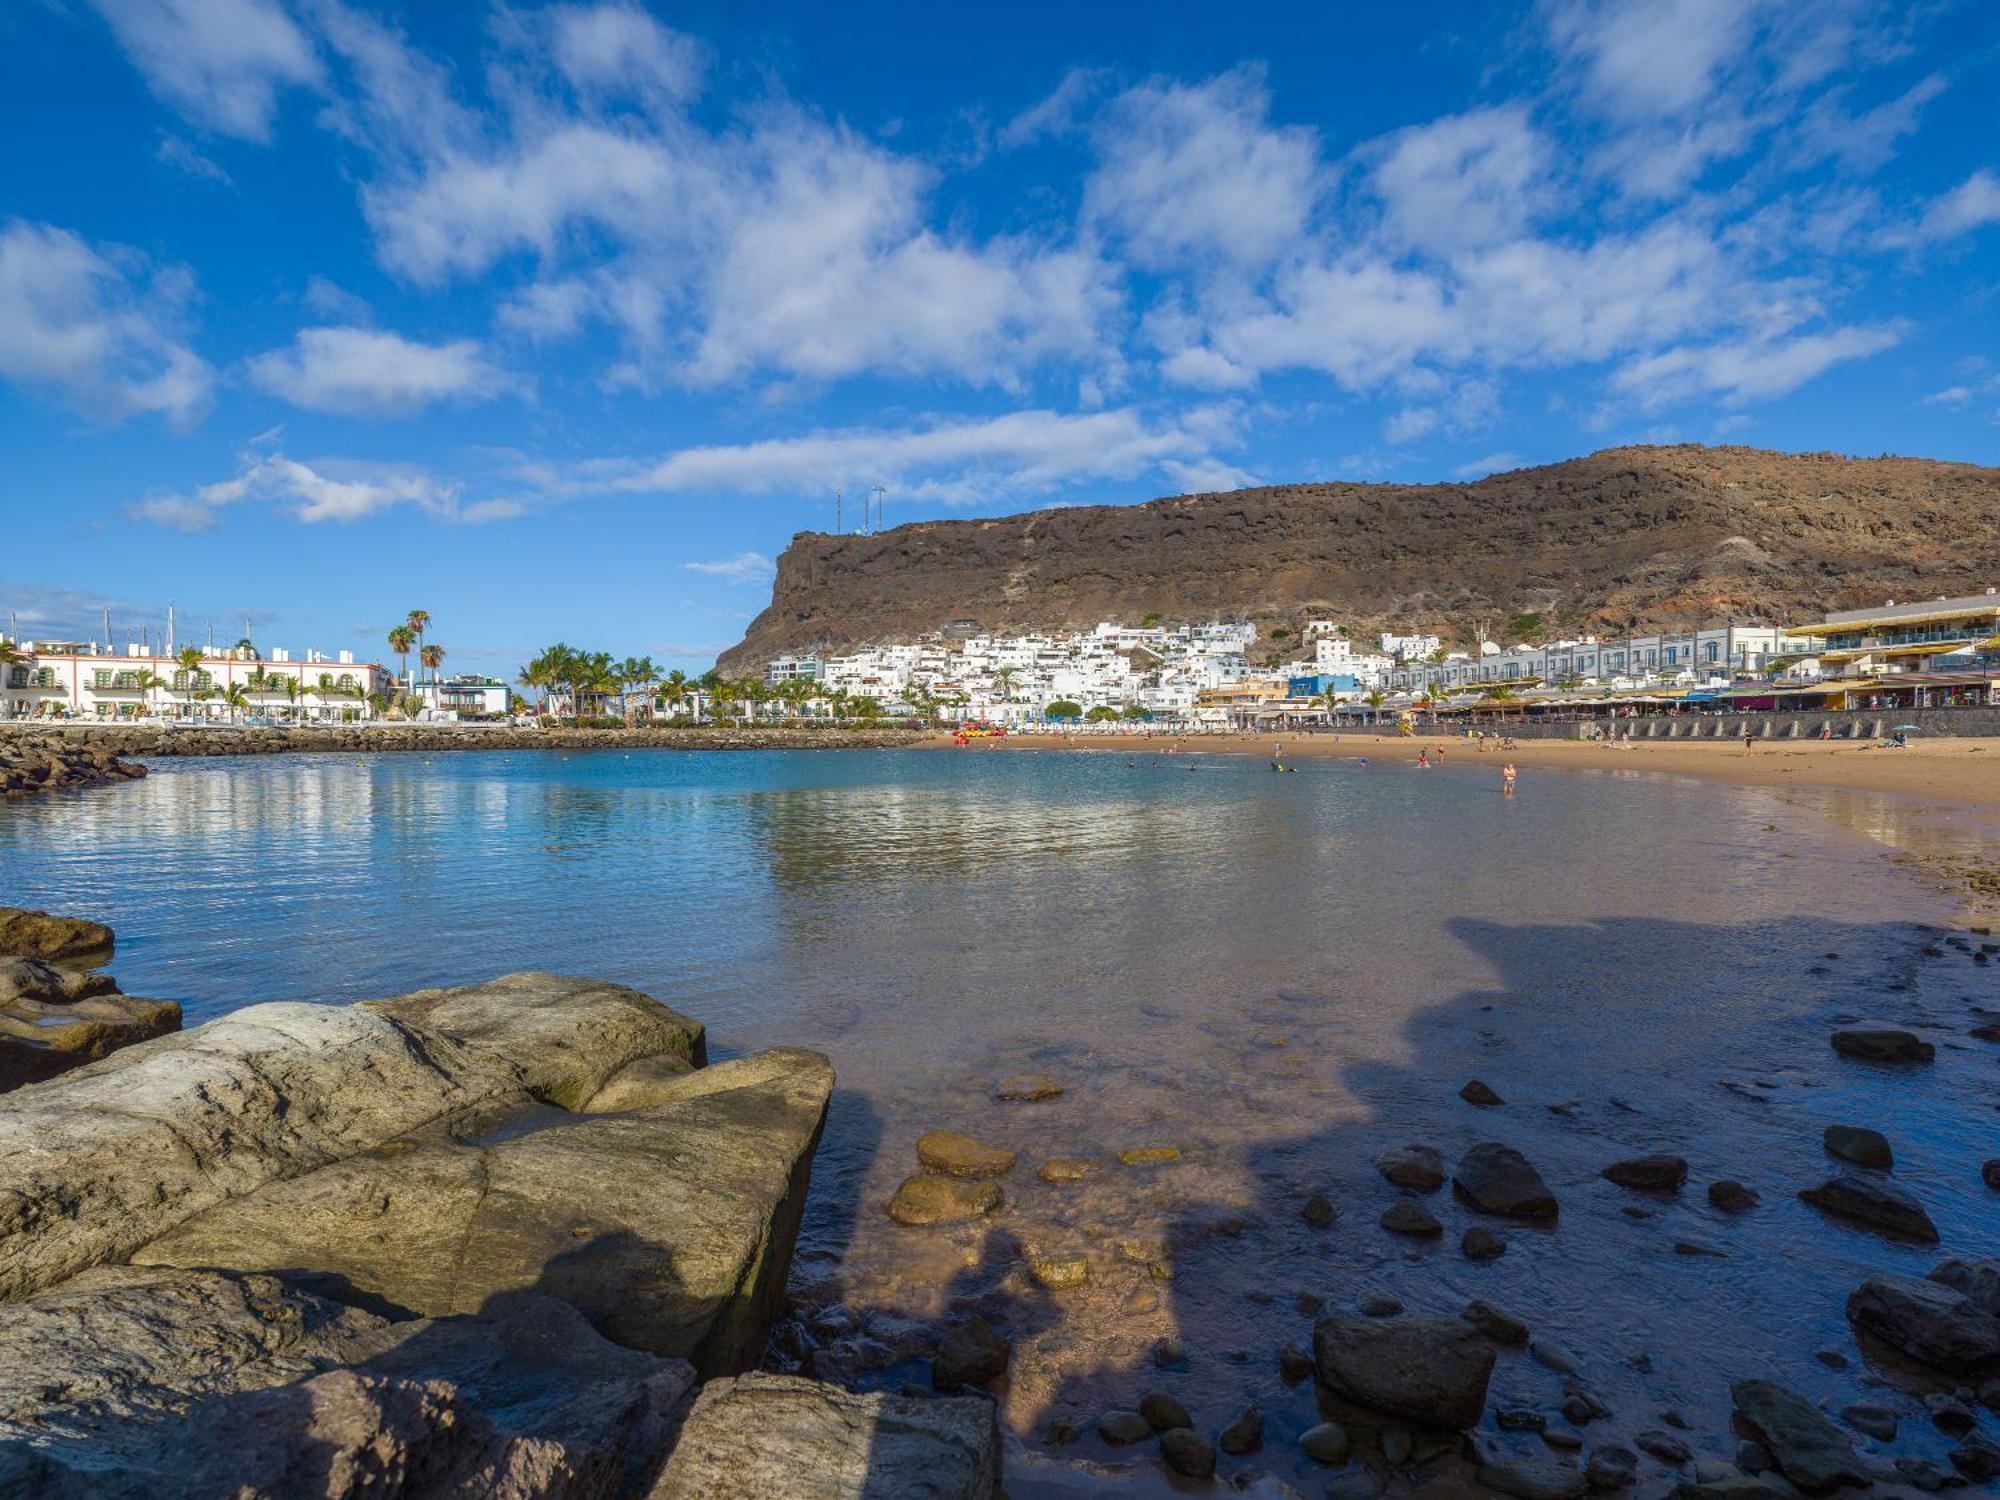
[3,747,1996,1487]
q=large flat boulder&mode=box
[1798,1172,1938,1243]
[366,970,705,1109]
[137,1047,835,1375]
[0,1266,693,1499]
[647,1373,1000,1499]
[1729,1379,1870,1497]
[1845,1273,2000,1374]
[1314,1313,1496,1429]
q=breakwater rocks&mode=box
[0,722,925,764]
[0,907,179,1092]
[0,733,146,795]
[0,972,1002,1497]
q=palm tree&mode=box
[659,668,690,720]
[405,610,432,685]
[419,643,445,705]
[387,625,415,693]
[175,646,204,718]
[275,674,302,720]
[615,656,659,724]
[296,677,319,720]
[218,682,251,722]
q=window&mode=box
[93,670,113,689]
[1706,642,1719,662]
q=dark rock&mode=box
[1927,1392,1974,1436]
[1381,1426,1412,1464]
[1530,1341,1580,1375]
[1603,1155,1688,1192]
[1984,1159,2000,1191]
[1821,1125,1892,1169]
[1140,1390,1191,1433]
[1099,1409,1151,1444]
[1462,1226,1507,1261]
[1928,1257,2000,1316]
[916,1129,1016,1177]
[1357,1291,1403,1317]
[1159,1427,1215,1478]
[1300,1420,1350,1464]
[1375,1143,1446,1192]
[1708,1180,1759,1213]
[1838,1403,1895,1440]
[1478,1456,1588,1499]
[1302,1192,1337,1228]
[1381,1199,1443,1237]
[0,906,116,960]
[1730,1378,1870,1496]
[653,1372,999,1498]
[1463,1299,1530,1347]
[1151,1336,1184,1368]
[1461,1079,1504,1106]
[1636,1429,1692,1464]
[1586,1445,1637,1491]
[1313,1314,1496,1429]
[1894,1455,1953,1491]
[1674,1239,1725,1257]
[1498,1408,1547,1431]
[890,1175,1003,1225]
[1798,1172,1938,1242]
[1950,1432,2000,1483]
[932,1316,1009,1391]
[1847,1274,2000,1372]
[1830,1028,1933,1062]
[1454,1142,1558,1219]
[1323,1465,1381,1500]
[1219,1404,1264,1454]
[1279,1342,1313,1383]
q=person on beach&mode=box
[1417,748,1429,768]
[1743,728,1756,753]
[1502,761,1517,795]
[1436,746,1445,765]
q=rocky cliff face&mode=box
[717,445,2000,671]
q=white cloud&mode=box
[133,450,522,530]
[1084,67,1321,273]
[547,2,703,108]
[300,275,371,323]
[1612,322,1902,408]
[1544,0,1761,123]
[1453,452,1524,478]
[1892,171,2000,247]
[246,325,517,417]
[998,68,1108,149]
[156,134,232,185]
[91,0,321,142]
[0,220,212,425]
[683,551,776,583]
[1368,108,1550,253]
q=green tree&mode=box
[1045,699,1083,720]
[387,625,415,692]
[175,646,204,717]
[405,610,432,684]
[218,682,251,721]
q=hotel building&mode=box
[2,640,390,722]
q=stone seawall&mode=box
[1,723,927,760]
[1394,705,2000,741]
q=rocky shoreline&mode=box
[0,735,148,796]
[0,723,925,768]
[0,907,180,1089]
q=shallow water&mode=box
[2,748,1996,1492]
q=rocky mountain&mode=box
[717,445,2000,672]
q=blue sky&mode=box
[2,0,1997,676]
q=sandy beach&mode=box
[929,729,2000,816]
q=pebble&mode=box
[1044,1417,1078,1445]
[1140,1390,1191,1433]
[1464,1299,1530,1346]
[1585,1445,1636,1490]
[1159,1428,1216,1479]
[1151,1336,1184,1368]
[1295,1290,1326,1315]
[1357,1291,1403,1317]
[1380,1199,1444,1237]
[1462,1078,1505,1106]
[1499,1408,1547,1432]
[1822,1124,1893,1170]
[887,1174,1002,1225]
[1841,1402,1897,1441]
[1302,1192,1338,1228]
[1812,1349,1848,1370]
[1219,1404,1264,1455]
[995,1074,1062,1101]
[931,1316,1010,1390]
[1124,1287,1159,1314]
[1278,1342,1313,1384]
[915,1129,1017,1177]
[1541,1429,1583,1453]
[1300,1421,1351,1464]
[1635,1429,1691,1464]
[1099,1409,1150,1445]
[1375,1144,1446,1192]
[1531,1340,1582,1375]
[1463,1225,1507,1261]
[1708,1179,1759,1212]
[1117,1145,1181,1165]
[1026,1252,1090,1290]
[1036,1157,1097,1184]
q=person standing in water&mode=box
[1417,748,1430,768]
[1502,761,1518,795]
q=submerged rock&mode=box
[1821,1124,1892,1169]
[994,1074,1062,1101]
[1219,1403,1264,1454]
[1830,1028,1933,1062]
[1479,1456,1588,1499]
[1159,1427,1217,1478]
[1461,1079,1504,1106]
[1586,1445,1637,1491]
[1300,1421,1351,1464]
[1381,1200,1444,1237]
[1099,1409,1150,1444]
[1140,1390,1191,1433]
[1117,1145,1182,1166]
[1313,1314,1496,1430]
[650,1372,999,1499]
[1845,1273,2000,1374]
[1799,1172,1938,1243]
[1036,1156,1097,1184]
[1708,1180,1759,1213]
[1462,1226,1507,1261]
[1927,1257,2000,1316]
[932,1316,1010,1391]
[1302,1192,1338,1228]
[1463,1299,1530,1347]
[1729,1379,1870,1496]
[1376,1143,1446,1192]
[915,1129,1017,1177]
[889,1174,1001,1225]
[1455,1143,1559,1219]
[1603,1155,1688,1192]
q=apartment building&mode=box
[3,640,389,721]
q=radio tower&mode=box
[871,483,886,534]
[835,486,843,535]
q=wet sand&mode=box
[927,730,2000,815]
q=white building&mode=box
[2,640,390,722]
[1382,624,1811,694]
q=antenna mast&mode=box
[872,483,886,534]
[835,486,843,535]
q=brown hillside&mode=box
[717,445,2000,671]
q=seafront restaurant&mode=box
[1784,591,2000,703]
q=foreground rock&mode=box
[1314,1313,1497,1429]
[1729,1379,1870,1495]
[889,1174,1002,1225]
[1799,1172,1938,1243]
[1377,1143,1446,1192]
[1602,1154,1687,1192]
[1454,1143,1559,1219]
[1830,1028,1933,1063]
[0,905,115,960]
[0,1266,694,1499]
[137,1044,831,1374]
[0,955,180,1093]
[1822,1125,1892,1170]
[1846,1271,2000,1374]
[0,737,146,798]
[648,1373,999,1498]
[916,1129,1017,1177]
